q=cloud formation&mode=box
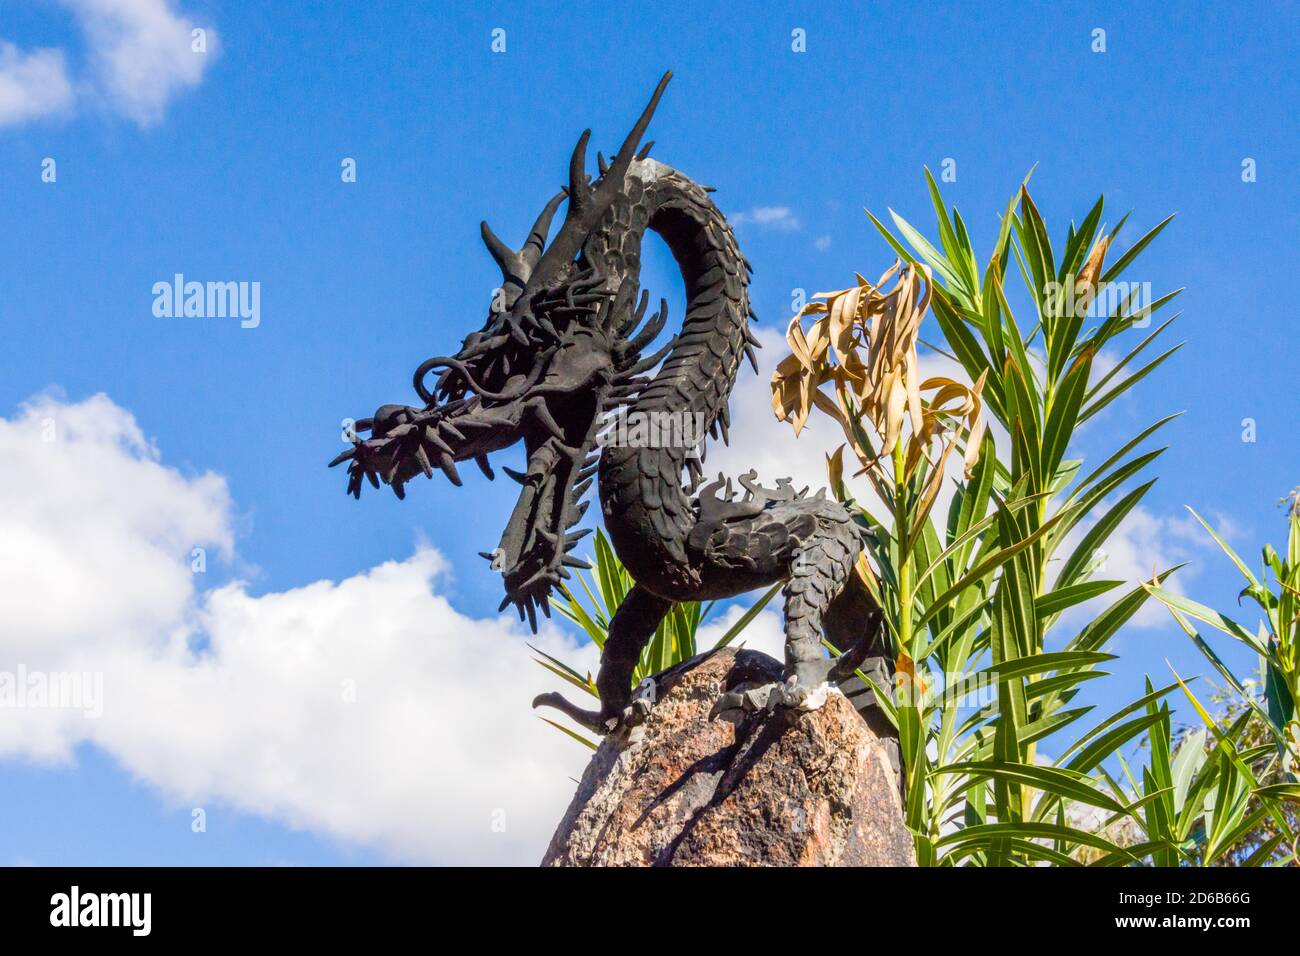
[0,0,216,128]
[729,206,800,231]
[0,41,74,125]
[0,393,594,864]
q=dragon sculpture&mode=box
[331,72,892,738]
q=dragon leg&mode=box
[712,504,880,719]
[779,514,860,707]
[823,571,896,741]
[533,583,672,736]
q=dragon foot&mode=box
[532,677,658,743]
[708,676,833,724]
[531,692,606,734]
[626,677,657,725]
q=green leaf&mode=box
[1079,343,1183,424]
[1055,480,1156,592]
[888,207,963,291]
[1036,579,1122,619]
[935,821,1131,859]
[1185,506,1261,590]
[983,650,1114,683]
[934,761,1128,815]
[1100,214,1176,284]
[1070,413,1181,499]
[1041,350,1093,477]
[1254,784,1300,804]
[916,496,1075,630]
[537,717,597,750]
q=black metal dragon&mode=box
[331,73,892,738]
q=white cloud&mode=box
[0,1,216,128]
[729,206,800,231]
[0,392,594,865]
[814,235,832,251]
[0,41,74,125]
[64,0,216,126]
[697,602,784,662]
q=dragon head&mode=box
[331,73,677,629]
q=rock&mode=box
[541,647,915,867]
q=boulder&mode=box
[541,647,914,866]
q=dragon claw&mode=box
[624,677,657,725]
[709,676,832,724]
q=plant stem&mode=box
[894,440,913,657]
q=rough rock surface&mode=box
[541,647,915,867]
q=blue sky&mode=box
[0,1,1297,864]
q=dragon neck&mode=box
[583,158,754,586]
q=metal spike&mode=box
[529,400,566,440]
[521,191,566,266]
[474,454,494,480]
[437,453,462,486]
[479,220,514,275]
[568,129,593,210]
[424,426,453,456]
[414,444,434,478]
[620,333,678,377]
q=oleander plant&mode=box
[538,171,1299,866]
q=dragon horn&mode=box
[567,128,594,214]
[520,191,567,268]
[481,189,568,295]
[479,220,516,276]
[523,71,673,298]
